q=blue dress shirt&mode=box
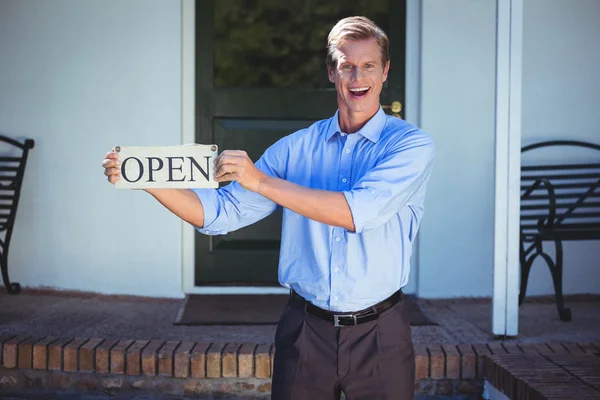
[194,107,435,312]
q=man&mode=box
[102,16,434,400]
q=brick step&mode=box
[1,334,598,397]
[485,352,600,399]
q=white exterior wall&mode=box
[417,0,498,298]
[0,0,185,298]
[520,0,600,295]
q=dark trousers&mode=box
[271,294,415,400]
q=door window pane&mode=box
[214,0,389,88]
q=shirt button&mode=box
[334,267,339,272]
[342,178,347,183]
[340,133,346,136]
[345,148,351,154]
[333,296,338,301]
[335,237,341,242]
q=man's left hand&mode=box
[214,150,267,192]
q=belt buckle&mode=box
[333,314,357,327]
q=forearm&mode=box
[145,188,205,228]
[257,177,355,231]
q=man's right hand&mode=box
[102,148,121,184]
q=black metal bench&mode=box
[0,135,35,294]
[519,140,600,321]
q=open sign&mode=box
[114,144,218,189]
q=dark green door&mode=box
[195,0,406,286]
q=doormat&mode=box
[174,294,437,326]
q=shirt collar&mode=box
[325,107,387,143]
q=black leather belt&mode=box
[291,289,403,327]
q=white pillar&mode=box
[493,0,523,337]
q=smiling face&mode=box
[328,37,390,120]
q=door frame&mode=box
[181,0,423,295]
[182,0,524,337]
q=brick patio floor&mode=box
[1,289,599,344]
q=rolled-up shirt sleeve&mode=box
[192,139,288,235]
[343,129,435,234]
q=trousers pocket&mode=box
[376,302,413,358]
[275,303,306,356]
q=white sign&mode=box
[114,144,218,189]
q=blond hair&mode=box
[326,16,389,68]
